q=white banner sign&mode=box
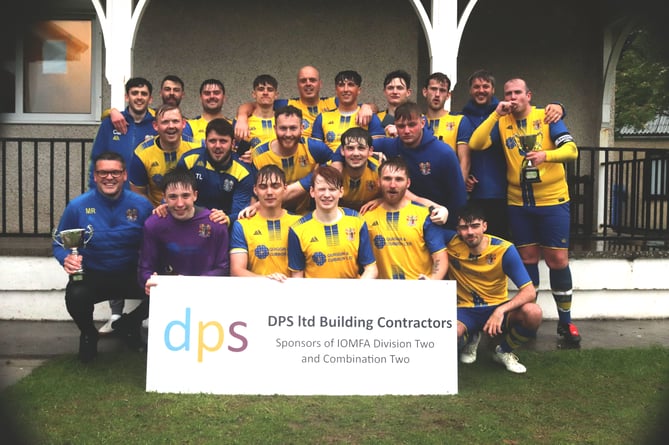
[146,276,458,395]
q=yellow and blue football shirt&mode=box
[340,158,380,211]
[251,137,333,214]
[230,210,301,275]
[287,208,375,278]
[273,97,338,138]
[426,113,466,151]
[183,115,232,149]
[469,106,578,207]
[128,136,193,206]
[445,232,532,307]
[311,108,385,151]
[364,202,446,279]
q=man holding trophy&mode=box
[53,151,154,362]
[468,78,581,346]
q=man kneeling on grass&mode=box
[446,204,542,373]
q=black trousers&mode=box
[65,269,148,336]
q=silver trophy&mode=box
[53,225,94,281]
[515,132,543,184]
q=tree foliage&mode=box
[615,18,669,134]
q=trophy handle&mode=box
[83,224,94,245]
[534,132,544,150]
[52,228,65,248]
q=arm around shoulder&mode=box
[468,112,499,151]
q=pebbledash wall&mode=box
[2,0,604,148]
[0,256,668,321]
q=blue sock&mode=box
[500,323,537,352]
[550,266,573,324]
[524,263,540,288]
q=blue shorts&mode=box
[508,203,570,249]
[457,306,509,336]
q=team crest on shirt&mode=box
[419,162,431,175]
[406,215,417,227]
[198,224,212,238]
[223,178,234,192]
[532,119,542,131]
[255,245,270,259]
[446,121,455,131]
[313,251,326,266]
[112,129,121,141]
[298,156,308,167]
[486,254,496,265]
[365,180,377,191]
[126,208,139,221]
[302,119,310,131]
[345,227,356,241]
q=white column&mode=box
[91,0,151,109]
[408,0,478,109]
[598,18,636,233]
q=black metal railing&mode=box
[1,138,92,236]
[1,138,668,248]
[568,146,669,247]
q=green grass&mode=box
[2,347,669,444]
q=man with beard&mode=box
[445,204,542,373]
[363,156,447,280]
[250,105,333,215]
[129,105,194,207]
[177,118,255,225]
[468,77,580,346]
[288,165,377,279]
[247,126,380,214]
[335,101,465,228]
[311,70,385,151]
[183,78,230,148]
[459,69,564,240]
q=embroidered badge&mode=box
[198,224,212,238]
[126,208,138,222]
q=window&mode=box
[0,18,101,124]
[645,154,669,199]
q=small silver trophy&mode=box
[515,132,543,184]
[53,225,94,281]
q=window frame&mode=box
[644,153,669,200]
[0,16,102,125]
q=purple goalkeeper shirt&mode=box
[139,207,230,286]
